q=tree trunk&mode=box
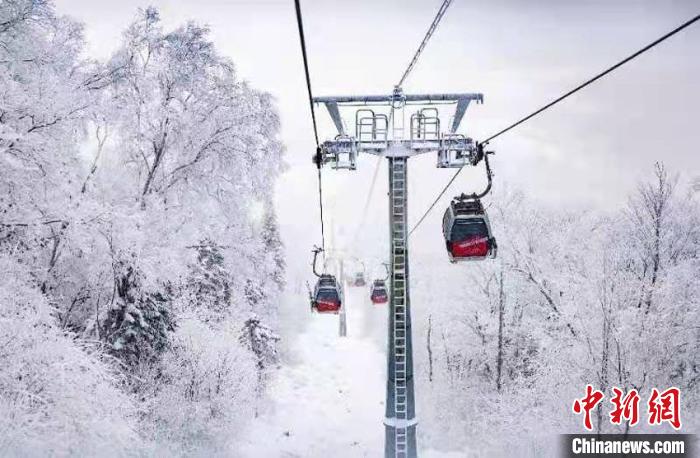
[427,315,433,382]
[597,312,610,435]
[496,267,505,392]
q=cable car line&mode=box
[296,0,343,318]
[315,167,326,257]
[408,162,460,237]
[294,0,320,146]
[294,0,326,255]
[408,145,494,237]
[349,155,382,250]
[408,12,700,237]
[396,0,453,88]
[482,12,700,145]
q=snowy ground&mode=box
[236,284,468,458]
[236,284,387,457]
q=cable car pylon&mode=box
[293,3,483,455]
[312,86,489,457]
[385,154,417,456]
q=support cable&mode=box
[295,0,326,256]
[349,155,383,250]
[396,0,453,88]
[408,13,700,237]
[482,13,700,145]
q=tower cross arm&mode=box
[312,93,483,105]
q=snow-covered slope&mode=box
[237,285,386,457]
[237,283,477,457]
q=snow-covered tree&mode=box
[1,1,286,453]
[261,202,286,292]
[102,7,282,208]
[415,165,700,451]
[183,241,232,323]
[145,318,257,454]
[0,254,142,455]
[101,259,176,369]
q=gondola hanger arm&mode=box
[311,246,324,278]
[458,144,494,201]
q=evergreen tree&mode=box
[260,203,285,292]
[102,259,175,369]
[240,314,280,415]
[240,315,280,369]
[187,241,232,323]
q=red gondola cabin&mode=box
[370,280,388,304]
[442,198,497,262]
[312,274,342,314]
[352,271,366,287]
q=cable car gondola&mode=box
[441,144,497,262]
[308,247,342,314]
[313,274,342,314]
[370,279,388,304]
[352,271,366,287]
[442,196,496,262]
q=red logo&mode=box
[648,387,681,430]
[609,387,640,426]
[573,386,682,430]
[572,384,604,431]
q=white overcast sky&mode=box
[55,0,700,276]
